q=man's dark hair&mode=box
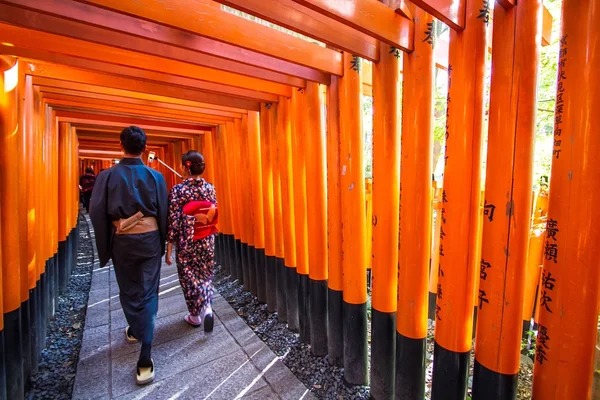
[85,167,95,174]
[120,126,147,156]
[182,150,206,176]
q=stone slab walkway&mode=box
[73,219,313,400]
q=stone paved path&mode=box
[73,219,313,400]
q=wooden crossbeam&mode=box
[74,0,343,75]
[44,95,234,124]
[13,51,282,102]
[27,65,261,111]
[496,0,516,10]
[0,2,319,86]
[55,110,209,132]
[39,88,244,118]
[409,0,465,31]
[290,0,414,51]
[215,0,379,61]
[0,23,290,98]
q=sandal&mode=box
[136,359,154,385]
[125,326,138,344]
[184,314,202,327]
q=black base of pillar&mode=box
[227,235,236,277]
[29,286,40,375]
[265,255,278,312]
[4,308,24,400]
[21,299,32,388]
[285,267,299,332]
[428,292,437,321]
[58,240,68,294]
[0,329,6,400]
[52,254,59,317]
[309,278,328,356]
[395,333,426,400]
[231,236,239,280]
[343,301,368,385]
[241,242,250,291]
[235,239,244,285]
[472,360,517,400]
[40,270,47,351]
[327,288,343,367]
[369,310,396,400]
[248,245,257,296]
[431,342,470,400]
[255,248,267,304]
[298,274,310,343]
[275,258,287,322]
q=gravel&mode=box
[25,213,94,400]
[214,262,534,400]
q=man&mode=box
[79,167,96,213]
[90,126,168,385]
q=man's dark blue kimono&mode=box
[90,157,168,344]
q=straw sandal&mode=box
[136,359,154,385]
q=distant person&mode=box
[79,167,96,213]
[165,151,218,332]
[89,126,168,385]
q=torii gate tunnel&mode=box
[0,0,599,399]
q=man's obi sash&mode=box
[182,200,218,240]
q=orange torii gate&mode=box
[0,0,598,400]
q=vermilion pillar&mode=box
[0,55,24,400]
[339,52,368,385]
[370,2,402,396]
[326,76,343,366]
[533,1,600,398]
[279,96,299,332]
[305,81,328,356]
[260,103,277,312]
[291,89,310,343]
[472,0,542,397]
[396,5,435,399]
[431,0,487,398]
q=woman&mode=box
[79,167,96,213]
[166,151,218,332]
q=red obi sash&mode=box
[182,200,218,240]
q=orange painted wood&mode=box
[2,0,327,84]
[16,56,263,112]
[533,1,600,397]
[0,23,289,99]
[35,79,252,114]
[271,105,284,260]
[433,0,487,354]
[46,98,230,125]
[396,5,434,335]
[326,78,342,292]
[542,5,553,46]
[496,0,515,10]
[339,52,366,305]
[80,0,343,75]
[216,0,379,61]
[1,56,23,312]
[13,52,283,102]
[410,0,465,31]
[39,88,244,118]
[371,12,402,315]
[393,0,412,19]
[260,104,276,257]
[474,0,542,377]
[247,111,265,249]
[292,0,414,51]
[291,89,309,276]
[22,72,39,287]
[305,82,327,282]
[278,97,297,268]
